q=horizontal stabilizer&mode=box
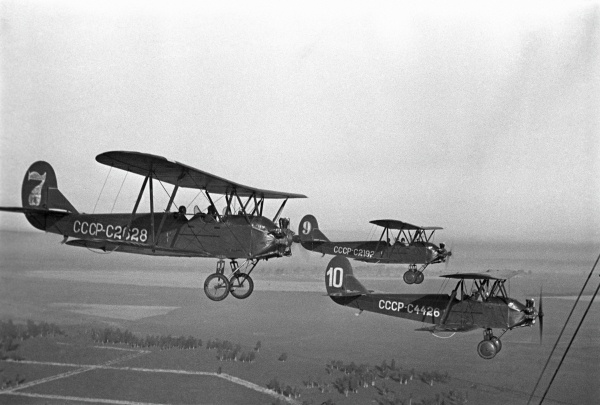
[0,206,71,217]
[327,290,365,297]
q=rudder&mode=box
[325,255,369,296]
[21,161,77,215]
[298,214,329,243]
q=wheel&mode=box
[204,273,230,301]
[403,270,416,284]
[414,271,424,284]
[230,273,254,299]
[477,340,498,359]
[491,336,502,353]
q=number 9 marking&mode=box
[302,221,312,235]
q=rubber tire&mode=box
[230,273,254,300]
[415,272,425,284]
[491,337,502,353]
[477,340,497,359]
[204,273,230,301]
[403,270,416,284]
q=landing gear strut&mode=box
[403,264,425,285]
[477,328,502,359]
[204,259,258,301]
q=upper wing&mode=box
[96,151,307,199]
[369,219,442,231]
[441,269,522,281]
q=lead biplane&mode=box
[298,215,452,285]
[325,255,543,359]
[0,151,306,301]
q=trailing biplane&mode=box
[325,255,543,359]
[298,215,452,285]
[0,151,306,301]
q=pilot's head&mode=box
[440,242,445,249]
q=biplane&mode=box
[0,151,306,301]
[325,255,543,359]
[298,215,452,285]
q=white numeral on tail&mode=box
[302,221,312,235]
[326,266,343,288]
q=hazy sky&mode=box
[1,1,599,243]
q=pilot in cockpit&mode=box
[205,204,218,222]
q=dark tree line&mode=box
[1,319,64,360]
[266,377,301,399]
[299,358,463,404]
[1,319,63,390]
[90,327,202,350]
[206,339,257,363]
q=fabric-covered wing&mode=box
[441,269,522,281]
[415,324,480,333]
[369,219,442,231]
[65,238,213,258]
[96,151,307,199]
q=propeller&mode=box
[443,242,454,270]
[290,225,312,262]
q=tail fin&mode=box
[298,214,329,243]
[21,162,77,228]
[325,255,369,297]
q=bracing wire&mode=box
[539,279,600,404]
[111,172,128,213]
[527,251,600,405]
[93,166,112,214]
[88,166,113,254]
[186,190,203,210]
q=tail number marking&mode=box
[378,300,440,317]
[302,221,312,235]
[333,246,375,258]
[326,266,343,288]
[73,221,148,242]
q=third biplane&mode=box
[0,151,307,301]
[298,215,452,285]
[325,255,543,359]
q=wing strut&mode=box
[127,173,150,231]
[234,191,251,223]
[440,280,462,325]
[153,183,180,252]
[205,191,221,222]
[149,169,155,246]
[272,198,288,223]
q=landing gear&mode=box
[203,259,258,301]
[477,328,501,359]
[403,265,424,285]
[204,274,230,301]
[403,270,416,284]
[230,273,254,299]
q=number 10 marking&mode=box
[326,267,343,288]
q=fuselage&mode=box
[331,293,532,330]
[27,211,293,259]
[302,240,439,264]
